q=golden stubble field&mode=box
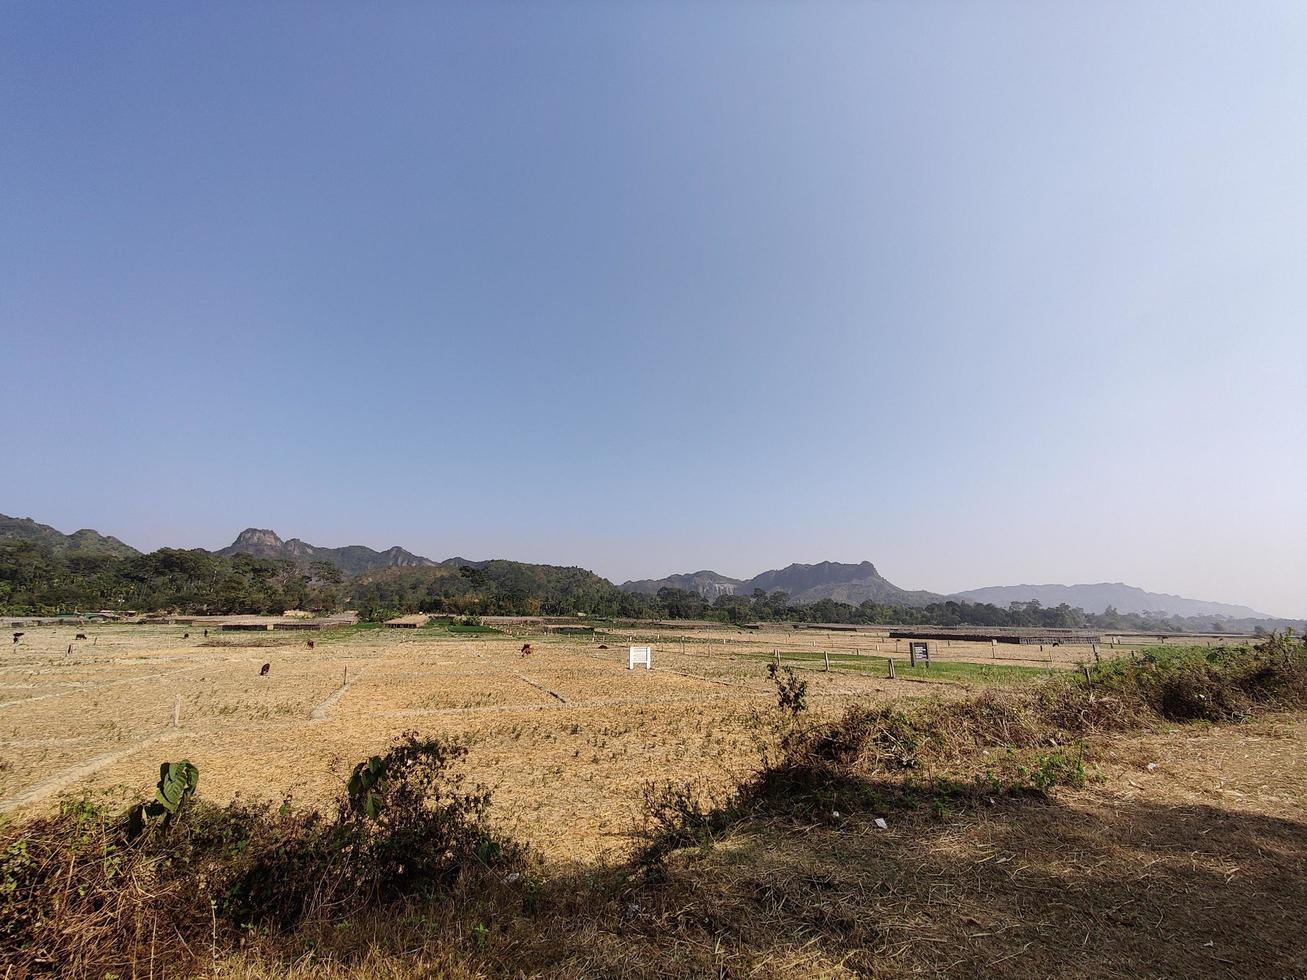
[0,622,1124,862]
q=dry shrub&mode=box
[1090,633,1307,723]
[0,799,202,977]
[728,635,1307,824]
[635,779,731,879]
[0,733,521,976]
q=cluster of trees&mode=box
[0,540,345,616]
[350,562,652,622]
[650,588,1296,635]
[656,588,1091,628]
[2,538,1294,636]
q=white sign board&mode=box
[628,645,652,670]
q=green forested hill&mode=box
[0,540,326,615]
[0,514,140,559]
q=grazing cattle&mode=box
[259,663,271,677]
[12,632,22,645]
[75,633,88,641]
[307,639,316,650]
[183,632,190,639]
[598,644,609,650]
[204,629,209,637]
[520,643,534,658]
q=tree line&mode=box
[1,538,1293,635]
[0,540,344,616]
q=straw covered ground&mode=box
[1,621,1010,860]
[5,624,1304,978]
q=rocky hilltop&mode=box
[217,528,437,575]
[623,560,945,607]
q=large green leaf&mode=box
[347,756,387,819]
[154,759,199,814]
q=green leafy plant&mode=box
[347,756,388,820]
[1022,745,1087,792]
[129,759,199,834]
[155,760,200,815]
[471,921,490,949]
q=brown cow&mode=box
[520,643,534,658]
[260,663,271,676]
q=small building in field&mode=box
[385,614,430,629]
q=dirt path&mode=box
[0,729,190,813]
[309,666,369,720]
[514,673,569,703]
[0,667,199,709]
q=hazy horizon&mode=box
[4,3,1305,617]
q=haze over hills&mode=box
[622,561,1276,619]
[619,570,744,598]
[0,514,139,559]
[951,583,1271,620]
[622,561,946,607]
[217,528,438,576]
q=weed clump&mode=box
[767,662,809,719]
[0,733,518,976]
[1087,633,1307,722]
[674,634,1307,836]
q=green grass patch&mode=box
[737,649,1050,685]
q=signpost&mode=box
[628,645,652,670]
[909,641,930,668]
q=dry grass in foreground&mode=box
[2,636,1305,978]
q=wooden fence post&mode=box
[887,658,896,679]
[173,694,181,729]
[824,650,830,672]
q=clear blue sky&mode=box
[3,3,1304,615]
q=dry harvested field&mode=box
[0,621,1048,861]
[0,621,1248,863]
[6,622,1305,978]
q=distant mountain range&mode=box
[619,570,743,599]
[0,514,139,559]
[621,561,945,607]
[951,583,1269,619]
[216,528,438,576]
[0,514,1280,619]
[622,562,1273,619]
